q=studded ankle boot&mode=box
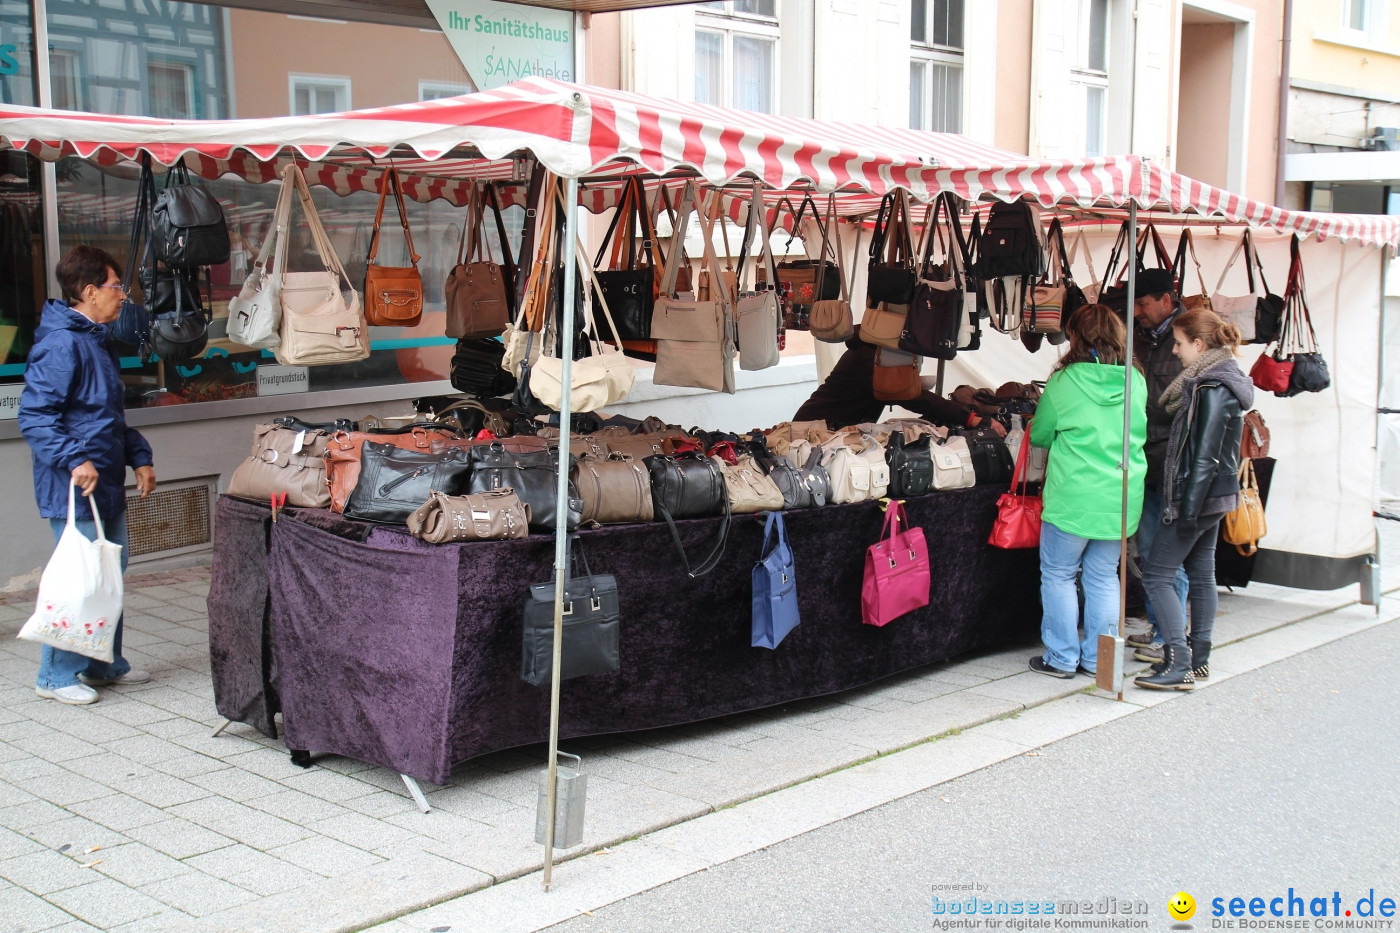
[1133,644,1196,691]
[1190,638,1211,681]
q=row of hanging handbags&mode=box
[1208,229,1283,345]
[1249,234,1330,397]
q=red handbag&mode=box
[988,426,1043,549]
[861,500,931,627]
[1249,351,1293,394]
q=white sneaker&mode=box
[35,683,99,705]
[79,669,151,687]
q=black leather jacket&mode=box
[1169,380,1245,525]
[1133,302,1185,489]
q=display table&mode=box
[209,488,1041,785]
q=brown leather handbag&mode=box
[406,488,530,543]
[606,432,677,462]
[324,424,461,513]
[227,418,347,508]
[570,435,612,459]
[444,182,513,339]
[363,167,423,327]
[574,453,654,525]
[872,347,922,401]
[1240,410,1270,459]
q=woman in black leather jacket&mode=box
[1135,309,1254,690]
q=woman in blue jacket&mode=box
[19,246,157,705]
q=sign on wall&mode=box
[423,0,574,91]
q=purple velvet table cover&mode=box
[210,489,1041,784]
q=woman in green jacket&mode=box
[1028,304,1147,677]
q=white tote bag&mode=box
[227,167,293,349]
[18,484,123,663]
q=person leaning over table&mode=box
[18,245,156,706]
[1028,303,1147,679]
[793,326,1006,434]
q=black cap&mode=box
[1134,268,1175,299]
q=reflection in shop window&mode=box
[147,60,194,119]
[291,76,351,115]
[419,80,475,101]
[51,49,84,111]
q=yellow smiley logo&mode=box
[1169,891,1197,921]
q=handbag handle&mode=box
[820,193,849,304]
[1009,420,1035,497]
[1067,227,1100,291]
[657,181,697,298]
[66,481,107,541]
[653,455,732,578]
[366,167,420,268]
[1212,233,1257,297]
[761,508,790,555]
[283,164,355,293]
[1172,229,1210,298]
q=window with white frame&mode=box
[1345,0,1371,31]
[909,0,964,133]
[419,80,475,101]
[50,49,84,112]
[1068,0,1109,157]
[694,1,779,114]
[147,60,195,119]
[290,75,351,115]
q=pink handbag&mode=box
[861,500,931,627]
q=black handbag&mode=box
[900,194,965,361]
[797,448,832,507]
[1279,235,1331,397]
[151,161,231,271]
[955,426,1015,483]
[885,433,934,497]
[866,192,918,306]
[751,443,812,509]
[134,157,209,365]
[451,337,517,398]
[520,536,620,688]
[593,178,660,344]
[644,451,731,578]
[467,442,582,532]
[342,441,473,524]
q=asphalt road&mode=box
[545,618,1400,933]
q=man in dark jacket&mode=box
[20,246,156,705]
[1129,268,1189,658]
[794,328,995,431]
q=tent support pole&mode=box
[542,175,579,891]
[1115,200,1138,703]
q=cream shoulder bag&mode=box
[227,167,292,349]
[735,181,782,370]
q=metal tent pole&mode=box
[542,175,579,891]
[1111,200,1139,702]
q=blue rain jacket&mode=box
[19,300,153,521]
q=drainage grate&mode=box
[124,481,213,560]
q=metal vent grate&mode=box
[124,481,213,560]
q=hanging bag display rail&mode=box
[363,166,424,327]
[752,510,800,649]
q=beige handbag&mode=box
[1210,233,1259,342]
[226,421,336,508]
[855,435,890,499]
[445,183,512,339]
[810,194,857,343]
[719,455,785,514]
[931,436,976,490]
[272,164,370,367]
[574,453,654,525]
[735,182,782,371]
[406,489,530,543]
[1222,459,1267,556]
[821,435,870,504]
[653,187,736,393]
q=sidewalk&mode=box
[0,528,1396,933]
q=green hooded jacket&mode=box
[1029,361,1147,541]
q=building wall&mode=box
[1177,22,1237,188]
[1289,0,1400,96]
[994,0,1034,154]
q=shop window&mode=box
[0,153,44,383]
[0,0,37,107]
[695,1,779,114]
[291,75,351,115]
[419,80,475,101]
[1069,0,1109,157]
[909,0,963,133]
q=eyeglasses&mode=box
[96,283,130,298]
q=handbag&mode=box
[227,161,292,349]
[810,194,857,343]
[653,187,736,392]
[451,337,517,398]
[1222,459,1267,556]
[872,346,922,402]
[18,484,123,663]
[363,166,424,327]
[1250,351,1294,395]
[735,182,782,371]
[467,442,582,532]
[719,455,785,514]
[342,441,473,524]
[820,437,869,504]
[1209,232,1259,342]
[1280,235,1330,397]
[1023,219,1085,336]
[272,165,371,367]
[645,451,732,578]
[865,190,918,305]
[520,536,620,687]
[226,416,350,508]
[445,182,514,339]
[856,435,891,500]
[150,160,230,271]
[767,195,840,329]
[901,194,969,359]
[861,500,931,627]
[987,429,1044,549]
[574,453,654,525]
[751,445,816,509]
[954,426,1014,483]
[593,177,663,344]
[1173,228,1214,314]
[324,423,463,513]
[1240,410,1270,460]
[931,436,976,490]
[406,488,530,542]
[752,510,800,650]
[885,432,934,498]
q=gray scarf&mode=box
[1160,346,1236,415]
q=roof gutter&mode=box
[1276,0,1294,206]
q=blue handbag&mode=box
[751,511,800,649]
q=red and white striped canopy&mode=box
[3,77,1397,248]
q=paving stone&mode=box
[0,847,98,895]
[105,772,211,809]
[0,796,74,830]
[0,779,37,809]
[167,797,311,850]
[8,771,112,807]
[185,842,291,878]
[266,834,385,876]
[0,755,62,783]
[340,790,423,819]
[0,884,83,931]
[244,787,354,824]
[186,766,286,803]
[212,747,311,780]
[0,824,43,860]
[0,718,58,744]
[123,818,235,859]
[148,753,229,780]
[141,604,206,625]
[224,857,324,897]
[58,752,153,786]
[65,793,168,832]
[18,815,131,852]
[45,876,169,928]
[138,871,260,917]
[92,841,195,887]
[418,784,517,823]
[383,808,492,845]
[278,768,382,801]
[307,811,416,851]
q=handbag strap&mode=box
[1247,229,1274,298]
[1173,229,1209,297]
[1212,233,1255,297]
[879,498,909,545]
[567,195,626,356]
[457,183,481,266]
[1284,234,1319,354]
[694,188,734,313]
[1009,420,1033,496]
[284,164,353,291]
[126,153,154,289]
[761,508,790,556]
[653,457,732,578]
[657,181,697,298]
[1067,227,1099,290]
[817,193,843,302]
[366,167,420,268]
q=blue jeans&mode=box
[1137,486,1188,639]
[1039,521,1120,674]
[1142,514,1224,653]
[35,512,132,689]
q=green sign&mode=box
[424,0,574,90]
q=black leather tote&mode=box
[885,433,934,497]
[467,442,582,532]
[520,536,620,687]
[954,426,1015,484]
[343,441,473,524]
[644,451,730,578]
